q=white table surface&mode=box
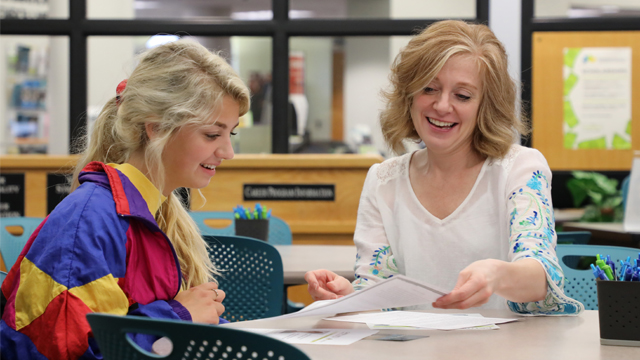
[275,245,357,285]
[227,309,639,360]
[563,222,628,233]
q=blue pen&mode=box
[591,264,608,281]
[255,203,262,219]
[631,270,639,282]
[606,255,616,280]
[623,267,633,281]
[266,209,272,219]
[619,260,628,281]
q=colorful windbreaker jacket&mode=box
[0,162,192,360]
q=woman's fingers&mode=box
[198,281,220,290]
[436,287,491,309]
[305,270,347,300]
[213,289,226,302]
[433,271,492,309]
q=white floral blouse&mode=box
[351,144,584,315]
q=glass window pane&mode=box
[289,0,475,19]
[1,35,69,154]
[289,36,411,156]
[87,0,272,20]
[1,0,68,19]
[535,0,640,18]
[87,35,272,154]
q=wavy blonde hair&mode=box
[380,20,528,157]
[71,39,250,289]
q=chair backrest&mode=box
[86,313,310,360]
[204,235,284,322]
[190,211,292,245]
[556,231,591,245]
[0,217,43,270]
[556,244,639,310]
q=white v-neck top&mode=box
[352,144,583,315]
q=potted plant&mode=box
[566,171,624,222]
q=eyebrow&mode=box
[431,77,479,91]
[213,121,240,130]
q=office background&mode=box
[2,0,639,207]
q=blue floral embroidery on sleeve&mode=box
[353,246,398,289]
[508,170,583,316]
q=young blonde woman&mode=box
[0,39,250,360]
[306,20,584,316]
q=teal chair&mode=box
[556,231,592,269]
[0,217,43,270]
[203,235,284,322]
[557,244,639,310]
[190,211,292,245]
[86,313,310,360]
[557,231,591,245]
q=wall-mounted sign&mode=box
[243,184,335,201]
[0,173,25,217]
[47,173,71,214]
[563,47,632,150]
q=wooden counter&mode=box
[0,154,383,245]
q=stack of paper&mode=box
[324,311,517,330]
[243,328,378,345]
[276,275,448,319]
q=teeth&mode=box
[428,117,454,128]
[201,164,216,170]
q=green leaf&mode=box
[612,134,631,150]
[564,73,579,96]
[564,48,581,69]
[602,196,623,208]
[580,205,602,222]
[566,178,588,207]
[586,190,603,205]
[564,101,579,128]
[564,132,577,149]
[571,171,618,195]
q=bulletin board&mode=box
[532,31,640,170]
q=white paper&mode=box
[273,275,448,319]
[325,311,517,330]
[367,313,500,331]
[367,323,499,331]
[242,328,378,345]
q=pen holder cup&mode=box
[597,280,640,347]
[235,219,269,242]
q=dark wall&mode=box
[551,170,630,209]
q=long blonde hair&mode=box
[380,20,528,156]
[71,39,250,289]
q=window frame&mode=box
[2,0,489,153]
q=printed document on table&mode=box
[324,311,517,330]
[367,314,500,330]
[243,329,378,345]
[275,275,448,319]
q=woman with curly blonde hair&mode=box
[306,20,583,316]
[1,39,250,360]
